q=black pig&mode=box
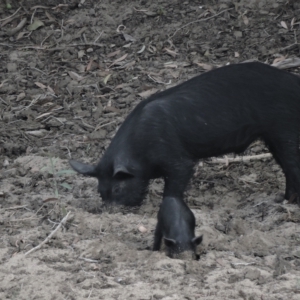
[153,196,203,258]
[70,62,300,206]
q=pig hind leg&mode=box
[264,129,300,203]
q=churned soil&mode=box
[1,0,300,299]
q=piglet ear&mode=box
[164,237,177,248]
[69,160,98,177]
[113,165,134,178]
[192,235,203,246]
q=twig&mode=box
[231,262,255,266]
[8,217,42,222]
[170,8,233,39]
[279,43,300,52]
[30,8,36,24]
[0,97,8,105]
[41,32,53,46]
[0,205,27,212]
[6,18,27,36]
[253,201,269,207]
[206,153,272,165]
[79,257,99,263]
[94,120,117,131]
[94,30,103,43]
[30,6,51,10]
[24,211,71,256]
[239,178,259,184]
[30,67,47,75]
[148,74,171,85]
[0,43,13,47]
[0,7,21,22]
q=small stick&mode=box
[24,211,71,256]
[206,153,272,165]
[30,8,36,24]
[231,262,255,266]
[31,6,51,10]
[170,8,233,39]
[94,120,117,131]
[94,30,103,43]
[0,7,21,22]
[0,205,27,212]
[147,74,171,85]
[279,43,300,52]
[8,217,42,222]
[79,257,99,263]
[6,17,27,36]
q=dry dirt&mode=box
[1,0,300,299]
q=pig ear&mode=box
[164,237,177,248]
[113,165,134,178]
[69,160,97,177]
[192,235,203,246]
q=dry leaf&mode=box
[124,61,136,69]
[36,112,52,120]
[137,45,146,54]
[78,50,85,59]
[204,50,210,57]
[164,63,178,68]
[195,62,213,71]
[242,15,249,26]
[138,88,158,98]
[181,62,191,67]
[143,11,157,16]
[65,18,75,25]
[16,92,26,101]
[123,33,136,42]
[35,82,47,89]
[216,259,225,266]
[164,48,178,58]
[16,32,27,40]
[109,53,128,68]
[47,86,55,94]
[26,129,48,137]
[169,70,180,79]
[114,53,128,62]
[86,59,94,71]
[45,11,55,22]
[68,71,84,81]
[103,74,111,85]
[0,79,9,88]
[291,17,295,29]
[27,18,44,31]
[280,21,288,30]
[272,56,285,64]
[115,83,127,89]
[291,17,295,27]
[107,50,120,58]
[148,45,156,54]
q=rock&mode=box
[7,63,17,72]
[244,268,261,281]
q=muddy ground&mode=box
[1,0,300,299]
